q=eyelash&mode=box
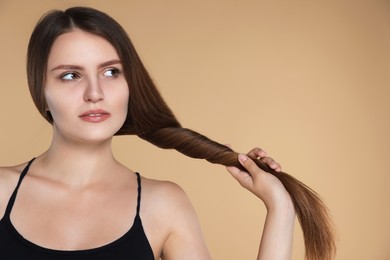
[102,68,121,78]
[58,68,122,81]
[59,72,81,81]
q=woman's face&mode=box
[45,29,129,144]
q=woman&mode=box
[0,7,334,259]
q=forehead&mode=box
[47,29,119,68]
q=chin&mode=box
[55,126,122,145]
[80,128,121,142]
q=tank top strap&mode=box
[135,172,142,215]
[4,158,36,218]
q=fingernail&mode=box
[238,154,248,163]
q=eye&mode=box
[103,68,121,78]
[60,72,81,81]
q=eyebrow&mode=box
[50,59,122,72]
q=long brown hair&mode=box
[27,6,336,259]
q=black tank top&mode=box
[0,158,155,259]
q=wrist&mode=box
[265,192,296,219]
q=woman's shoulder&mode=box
[138,175,210,258]
[0,161,29,218]
[0,162,26,188]
[0,161,29,179]
[138,175,205,253]
[139,175,196,222]
[140,175,190,207]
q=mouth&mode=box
[79,109,110,122]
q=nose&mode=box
[83,77,104,103]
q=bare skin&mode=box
[0,29,294,260]
[228,149,295,260]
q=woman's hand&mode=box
[227,148,295,260]
[226,147,292,212]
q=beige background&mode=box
[0,0,389,259]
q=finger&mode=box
[261,157,281,171]
[238,154,264,178]
[247,147,267,159]
[226,166,253,189]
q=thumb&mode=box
[226,165,254,190]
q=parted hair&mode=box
[27,6,335,260]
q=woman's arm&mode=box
[227,148,295,260]
[155,181,212,260]
[160,148,293,260]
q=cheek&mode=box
[118,89,130,117]
[45,91,58,116]
[44,90,72,123]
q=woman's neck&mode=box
[34,136,121,187]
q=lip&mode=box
[79,109,110,123]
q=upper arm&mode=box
[161,184,211,260]
[143,179,212,260]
